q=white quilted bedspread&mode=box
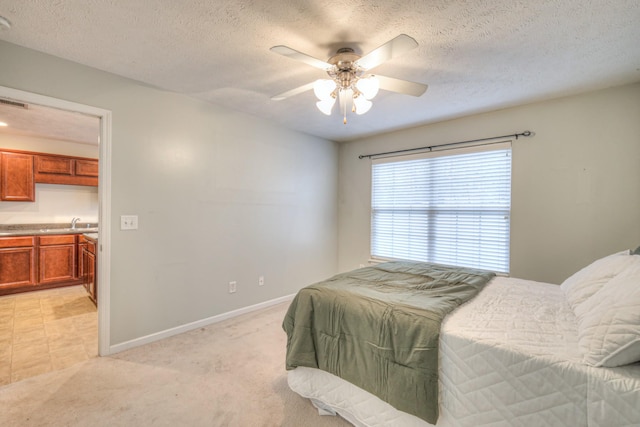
[287,277,640,426]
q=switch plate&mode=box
[229,281,237,293]
[120,215,138,230]
[258,276,264,286]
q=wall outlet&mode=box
[258,276,264,286]
[120,215,138,230]
[359,264,365,268]
[229,281,237,294]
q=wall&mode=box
[0,133,99,224]
[338,83,640,284]
[0,40,338,346]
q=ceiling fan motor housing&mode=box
[327,47,365,92]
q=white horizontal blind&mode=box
[371,144,512,273]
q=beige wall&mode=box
[338,83,640,284]
[0,41,338,346]
[0,134,99,224]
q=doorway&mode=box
[0,85,112,383]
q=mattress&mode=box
[287,277,640,426]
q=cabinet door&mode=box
[35,155,74,175]
[0,152,35,201]
[38,236,77,284]
[0,247,36,291]
[77,242,88,279]
[84,249,97,304]
[75,159,99,177]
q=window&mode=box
[371,143,512,273]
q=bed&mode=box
[283,252,640,427]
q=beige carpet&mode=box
[0,301,351,427]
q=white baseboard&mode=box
[107,293,295,355]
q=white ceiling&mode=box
[0,101,100,145]
[0,0,639,143]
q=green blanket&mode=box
[282,260,495,424]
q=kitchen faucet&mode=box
[71,217,81,229]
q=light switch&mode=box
[120,215,139,230]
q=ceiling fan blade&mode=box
[271,81,316,101]
[270,45,332,70]
[356,34,419,71]
[375,75,428,97]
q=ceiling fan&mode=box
[270,34,428,124]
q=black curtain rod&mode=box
[358,130,532,159]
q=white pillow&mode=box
[574,256,640,367]
[560,250,633,310]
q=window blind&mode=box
[371,144,512,273]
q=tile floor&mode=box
[0,285,97,385]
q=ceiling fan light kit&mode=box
[313,75,377,122]
[271,34,428,124]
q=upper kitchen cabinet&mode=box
[0,148,98,201]
[0,151,35,201]
[35,154,98,186]
[75,159,99,178]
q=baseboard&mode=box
[107,293,295,355]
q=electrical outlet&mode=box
[120,215,138,230]
[258,276,264,286]
[359,264,365,268]
[229,281,237,294]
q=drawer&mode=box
[0,236,35,248]
[39,235,76,245]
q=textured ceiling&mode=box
[0,101,100,145]
[0,0,639,143]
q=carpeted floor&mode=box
[0,301,351,427]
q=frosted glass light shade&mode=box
[316,97,336,115]
[353,96,372,115]
[356,76,379,100]
[313,79,337,100]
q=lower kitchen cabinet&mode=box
[0,236,36,292]
[77,237,88,279]
[38,235,77,284]
[0,234,88,296]
[82,240,97,305]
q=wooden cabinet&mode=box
[0,149,97,201]
[35,155,74,176]
[0,151,35,201]
[38,235,77,285]
[75,159,99,178]
[0,236,36,292]
[77,236,88,279]
[82,239,97,305]
[0,233,94,296]
[35,154,98,186]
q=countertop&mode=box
[0,223,98,237]
[83,233,99,242]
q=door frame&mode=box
[0,85,112,356]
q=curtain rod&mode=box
[358,130,532,159]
